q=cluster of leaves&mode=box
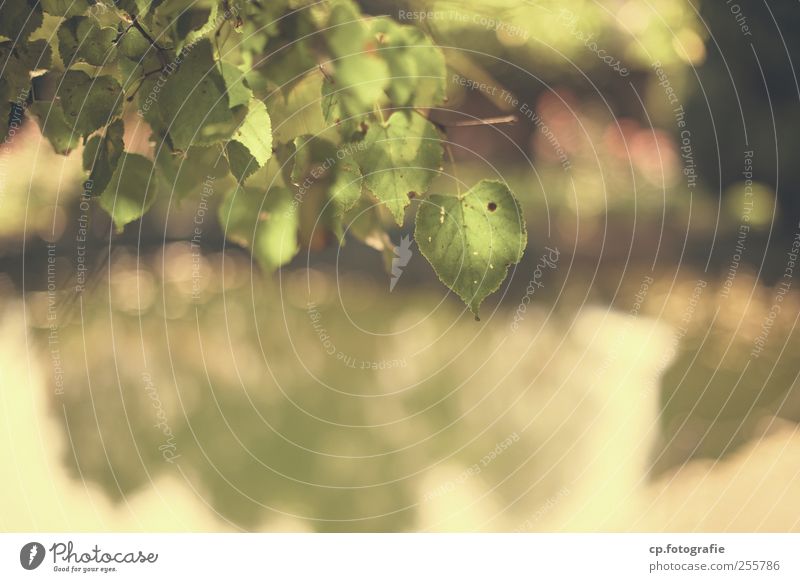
[1,0,527,315]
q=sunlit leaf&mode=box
[58,16,117,67]
[82,118,124,193]
[415,180,527,316]
[266,71,326,144]
[29,101,80,155]
[0,0,43,41]
[99,153,161,232]
[41,0,91,17]
[59,71,123,137]
[226,99,272,183]
[155,39,239,150]
[324,2,389,116]
[371,17,446,108]
[0,40,52,97]
[219,186,299,273]
[155,142,229,203]
[220,62,253,109]
[358,111,442,225]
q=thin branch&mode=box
[113,19,135,45]
[414,108,517,131]
[118,16,168,70]
[124,68,163,102]
[440,114,518,127]
[214,13,236,55]
[130,17,164,52]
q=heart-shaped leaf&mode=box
[415,180,527,317]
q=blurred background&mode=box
[2,0,800,532]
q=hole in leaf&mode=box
[487,202,497,212]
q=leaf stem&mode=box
[374,103,387,126]
[317,63,334,85]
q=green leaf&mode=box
[280,135,364,243]
[58,16,117,67]
[155,39,239,150]
[154,142,229,203]
[252,10,317,88]
[327,150,363,242]
[59,71,123,137]
[41,0,91,17]
[324,2,388,115]
[321,77,369,138]
[330,146,362,215]
[0,0,43,41]
[82,119,124,193]
[112,0,153,17]
[99,153,160,232]
[371,18,446,108]
[0,40,52,97]
[415,180,527,317]
[116,30,163,93]
[325,0,367,56]
[118,25,161,64]
[289,135,337,187]
[273,140,298,188]
[343,196,394,268]
[178,1,218,50]
[320,77,346,128]
[0,84,10,140]
[266,71,326,144]
[29,101,80,155]
[220,62,252,109]
[288,136,309,187]
[358,112,442,225]
[226,99,272,183]
[329,53,389,114]
[219,186,299,273]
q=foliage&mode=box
[416,180,527,316]
[0,0,528,315]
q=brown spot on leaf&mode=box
[487,202,497,212]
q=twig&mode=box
[125,68,163,102]
[121,16,168,70]
[438,114,518,128]
[130,17,164,52]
